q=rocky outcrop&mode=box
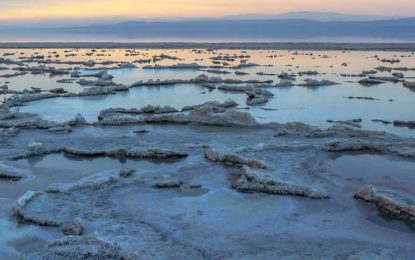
[278,72,296,81]
[142,63,203,70]
[204,148,267,169]
[393,120,415,129]
[78,86,119,96]
[24,236,127,260]
[26,142,48,156]
[0,71,27,78]
[218,85,252,92]
[139,105,178,114]
[403,81,415,89]
[5,92,60,106]
[322,139,383,153]
[359,78,385,86]
[322,139,415,158]
[49,87,68,94]
[354,185,415,227]
[232,166,329,199]
[75,70,114,81]
[275,79,295,87]
[368,76,401,83]
[12,64,68,76]
[77,78,123,88]
[132,74,273,88]
[98,105,179,121]
[380,58,400,64]
[48,125,73,133]
[152,180,183,189]
[0,127,19,137]
[0,85,22,95]
[235,143,315,153]
[188,107,259,127]
[222,153,267,169]
[0,107,18,120]
[271,122,386,139]
[246,88,274,106]
[298,71,320,76]
[69,113,88,126]
[3,83,128,107]
[300,79,337,87]
[346,96,379,101]
[0,165,24,181]
[181,99,238,111]
[118,62,136,69]
[64,147,188,159]
[0,115,56,130]
[119,168,136,178]
[0,112,87,134]
[12,146,188,160]
[96,100,246,127]
[200,83,216,90]
[327,118,362,128]
[62,219,84,236]
[204,148,221,162]
[15,191,59,226]
[273,122,335,138]
[133,129,150,134]
[132,78,192,87]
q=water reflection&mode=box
[0,153,173,199]
[327,153,415,195]
[1,49,414,137]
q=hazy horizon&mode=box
[0,11,411,30]
[1,2,414,43]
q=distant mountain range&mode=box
[0,11,409,29]
[57,17,415,41]
[217,12,405,22]
[1,12,414,42]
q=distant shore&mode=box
[0,42,414,51]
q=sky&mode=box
[0,0,414,21]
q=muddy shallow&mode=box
[1,47,415,259]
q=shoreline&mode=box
[0,42,414,51]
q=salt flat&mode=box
[0,46,414,259]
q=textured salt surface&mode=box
[0,47,414,258]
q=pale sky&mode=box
[1,0,414,21]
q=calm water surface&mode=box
[0,48,414,137]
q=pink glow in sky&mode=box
[0,0,414,21]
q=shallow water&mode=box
[1,48,411,137]
[327,154,415,195]
[20,79,415,136]
[21,84,247,122]
[326,153,415,233]
[2,73,82,93]
[0,153,172,199]
[367,213,415,233]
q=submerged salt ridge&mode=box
[0,47,415,259]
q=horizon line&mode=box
[0,42,414,51]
